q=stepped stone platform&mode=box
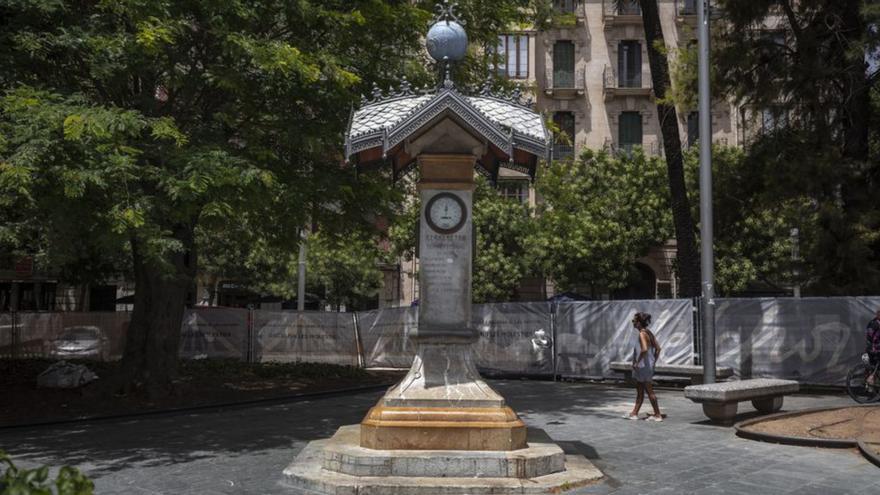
[283,425,603,494]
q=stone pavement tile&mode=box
[712,479,793,495]
[790,482,863,495]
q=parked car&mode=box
[50,326,108,360]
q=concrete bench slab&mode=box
[684,378,799,424]
[609,361,734,385]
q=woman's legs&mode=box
[645,382,661,417]
[631,382,645,416]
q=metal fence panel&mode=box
[11,312,130,360]
[180,308,249,360]
[715,297,880,385]
[472,302,554,376]
[554,300,694,379]
[356,307,418,368]
[0,313,13,359]
[253,310,359,366]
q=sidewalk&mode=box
[1,380,877,494]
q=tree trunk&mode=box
[837,0,870,164]
[120,224,196,395]
[638,0,701,297]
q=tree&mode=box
[0,1,540,392]
[530,148,672,296]
[636,0,701,297]
[711,0,880,294]
[682,146,805,295]
[304,230,387,310]
[0,0,429,393]
[472,178,534,302]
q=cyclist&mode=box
[866,310,880,385]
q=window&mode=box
[680,0,697,15]
[617,0,641,15]
[554,0,576,13]
[617,41,642,88]
[553,41,575,88]
[687,111,699,148]
[761,106,789,133]
[498,181,529,204]
[757,30,786,64]
[553,112,575,159]
[495,35,529,79]
[619,112,643,151]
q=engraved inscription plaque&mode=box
[416,189,475,342]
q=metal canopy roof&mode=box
[345,78,550,181]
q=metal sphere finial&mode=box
[426,2,468,63]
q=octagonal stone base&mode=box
[361,405,527,451]
[282,425,603,494]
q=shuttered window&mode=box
[619,112,643,151]
[617,40,641,88]
[553,41,575,88]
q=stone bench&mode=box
[684,378,799,423]
[609,361,734,385]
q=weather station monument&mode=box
[284,2,603,493]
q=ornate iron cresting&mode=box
[433,0,465,24]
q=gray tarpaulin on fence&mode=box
[554,300,694,379]
[254,311,358,366]
[357,307,418,368]
[715,297,880,385]
[357,303,555,373]
[0,313,13,358]
[472,302,554,376]
[180,308,248,360]
[8,312,129,360]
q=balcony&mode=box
[603,138,664,157]
[675,0,697,25]
[544,65,585,99]
[551,0,585,27]
[603,0,642,27]
[552,143,575,161]
[602,65,652,100]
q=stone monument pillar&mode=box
[361,154,526,451]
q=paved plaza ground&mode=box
[1,380,878,494]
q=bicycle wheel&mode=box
[846,364,880,403]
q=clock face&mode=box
[426,193,467,234]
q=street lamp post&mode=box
[297,229,307,311]
[698,0,716,384]
[791,227,801,298]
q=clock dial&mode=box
[425,193,467,234]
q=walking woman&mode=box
[623,312,663,421]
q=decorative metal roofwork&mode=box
[343,1,550,177]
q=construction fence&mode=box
[1,297,878,386]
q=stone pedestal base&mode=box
[360,343,527,450]
[283,425,603,494]
[361,405,526,451]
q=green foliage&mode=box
[711,0,880,295]
[551,13,577,28]
[0,450,93,495]
[304,230,385,309]
[682,146,801,295]
[657,36,698,112]
[531,148,672,294]
[473,178,534,302]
